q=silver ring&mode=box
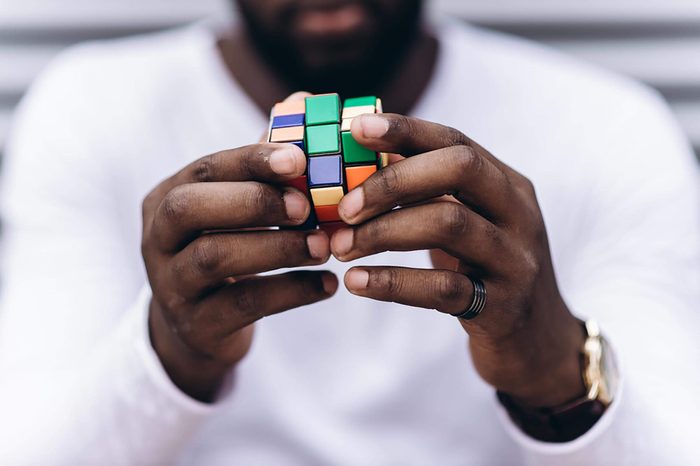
[453,277,486,320]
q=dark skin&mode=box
[145,0,586,408]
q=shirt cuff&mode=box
[129,284,238,412]
[495,367,624,456]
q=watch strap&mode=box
[497,391,608,443]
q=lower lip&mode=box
[294,3,368,37]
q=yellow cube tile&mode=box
[310,186,345,206]
[342,105,376,120]
[380,152,390,168]
[272,100,306,117]
[341,118,353,132]
[270,126,305,143]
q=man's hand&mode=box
[330,113,586,407]
[141,142,337,402]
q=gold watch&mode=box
[581,319,618,406]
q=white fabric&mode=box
[0,19,698,465]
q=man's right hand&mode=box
[141,142,337,402]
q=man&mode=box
[0,0,698,464]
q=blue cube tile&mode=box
[290,140,306,153]
[308,155,343,187]
[272,113,305,129]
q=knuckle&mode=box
[373,166,404,197]
[189,236,222,276]
[237,144,272,180]
[160,186,192,223]
[509,247,541,287]
[232,287,260,316]
[440,203,470,237]
[521,176,536,195]
[363,219,390,248]
[444,127,469,147]
[435,273,466,309]
[389,114,412,135]
[193,154,218,182]
[242,182,273,211]
[512,174,537,204]
[373,268,403,295]
[484,222,500,242]
[238,147,260,179]
[521,250,542,278]
[452,145,481,174]
[160,291,189,317]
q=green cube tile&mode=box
[307,124,340,155]
[341,131,376,164]
[344,96,377,108]
[306,94,341,126]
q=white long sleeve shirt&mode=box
[0,20,698,465]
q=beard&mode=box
[235,0,424,96]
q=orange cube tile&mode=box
[314,204,341,223]
[345,165,377,191]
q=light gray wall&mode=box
[2,0,700,157]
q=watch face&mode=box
[599,336,619,404]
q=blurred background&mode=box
[1,0,700,161]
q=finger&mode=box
[350,113,510,172]
[193,270,339,337]
[343,266,477,316]
[337,144,513,225]
[143,143,307,217]
[331,203,505,272]
[172,230,331,298]
[152,181,310,251]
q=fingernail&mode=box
[339,188,364,221]
[321,273,338,295]
[358,115,389,138]
[270,146,303,175]
[331,228,354,258]
[345,269,369,291]
[306,232,329,260]
[283,190,308,221]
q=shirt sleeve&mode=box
[495,85,700,464]
[0,46,233,465]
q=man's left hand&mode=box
[330,113,586,408]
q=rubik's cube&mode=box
[268,94,387,229]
